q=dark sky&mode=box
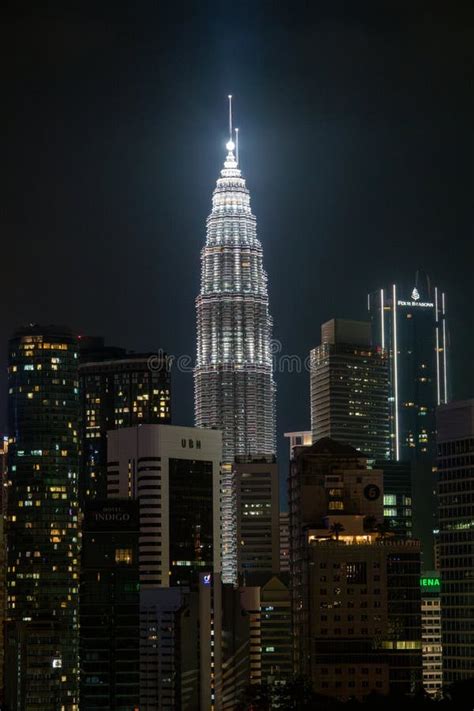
[2,1,474,500]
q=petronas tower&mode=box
[194,100,276,465]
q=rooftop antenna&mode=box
[226,95,235,152]
[235,127,239,164]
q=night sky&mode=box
[2,2,474,501]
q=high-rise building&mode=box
[221,573,292,708]
[289,438,422,696]
[79,337,170,504]
[0,437,7,708]
[80,499,140,710]
[437,400,474,685]
[234,457,280,578]
[5,325,80,710]
[107,424,223,709]
[194,102,276,584]
[368,273,448,564]
[107,424,221,589]
[279,511,290,573]
[304,531,422,698]
[140,574,222,711]
[420,571,442,695]
[310,319,391,460]
[194,103,276,464]
[376,459,413,536]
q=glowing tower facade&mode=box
[194,101,276,582]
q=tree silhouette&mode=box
[329,521,345,541]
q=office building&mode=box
[368,273,448,563]
[289,438,422,697]
[310,319,391,460]
[0,437,7,708]
[140,574,222,711]
[194,102,276,463]
[5,325,80,710]
[194,101,276,584]
[256,574,292,682]
[107,424,221,588]
[420,572,442,695]
[234,457,280,578]
[305,530,422,698]
[376,459,413,536]
[80,500,140,710]
[437,400,474,684]
[279,511,290,573]
[79,337,170,504]
[284,431,312,460]
[221,574,292,709]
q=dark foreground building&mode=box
[5,325,80,710]
[80,500,140,710]
[79,337,171,504]
[289,438,422,698]
[438,400,474,685]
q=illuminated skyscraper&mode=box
[368,273,448,461]
[5,325,80,710]
[194,99,276,584]
[194,98,276,462]
[368,272,448,565]
[310,319,391,459]
[78,337,171,506]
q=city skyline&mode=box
[2,4,474,707]
[1,4,474,475]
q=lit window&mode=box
[115,549,133,564]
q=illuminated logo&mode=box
[411,287,420,301]
[363,484,381,501]
[203,574,211,586]
[52,658,62,669]
[420,576,440,589]
[397,300,433,309]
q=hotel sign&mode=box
[397,300,434,309]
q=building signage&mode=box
[181,438,201,449]
[84,501,139,531]
[93,510,131,523]
[420,576,440,589]
[202,573,211,586]
[364,484,381,501]
[397,299,434,309]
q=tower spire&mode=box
[228,94,233,139]
[226,95,235,152]
[235,127,239,165]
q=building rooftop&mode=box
[297,437,368,459]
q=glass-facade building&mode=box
[368,273,448,565]
[194,110,276,584]
[5,325,80,710]
[368,276,448,461]
[437,400,474,685]
[79,337,171,505]
[310,319,391,460]
[194,129,276,464]
[107,424,222,589]
[80,499,140,710]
